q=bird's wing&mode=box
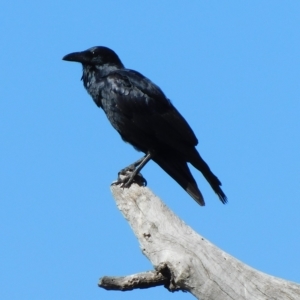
[102,69,198,152]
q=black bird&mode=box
[63,46,227,206]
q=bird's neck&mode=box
[82,64,122,86]
[81,64,122,107]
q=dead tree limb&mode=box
[98,182,300,299]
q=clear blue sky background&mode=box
[1,1,299,299]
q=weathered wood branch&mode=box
[98,182,300,299]
[99,269,168,291]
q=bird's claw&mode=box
[112,166,147,187]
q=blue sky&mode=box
[1,1,300,299]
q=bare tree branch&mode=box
[98,182,300,300]
[99,270,168,291]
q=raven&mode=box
[63,46,227,206]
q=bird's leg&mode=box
[113,152,153,187]
[122,156,147,173]
[123,152,152,187]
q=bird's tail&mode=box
[153,154,205,206]
[190,152,227,204]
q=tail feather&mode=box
[153,154,205,206]
[190,152,227,204]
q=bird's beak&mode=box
[62,51,91,64]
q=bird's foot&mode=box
[112,165,147,187]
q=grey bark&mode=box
[98,182,300,300]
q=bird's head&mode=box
[62,46,124,68]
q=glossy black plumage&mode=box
[63,46,227,206]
